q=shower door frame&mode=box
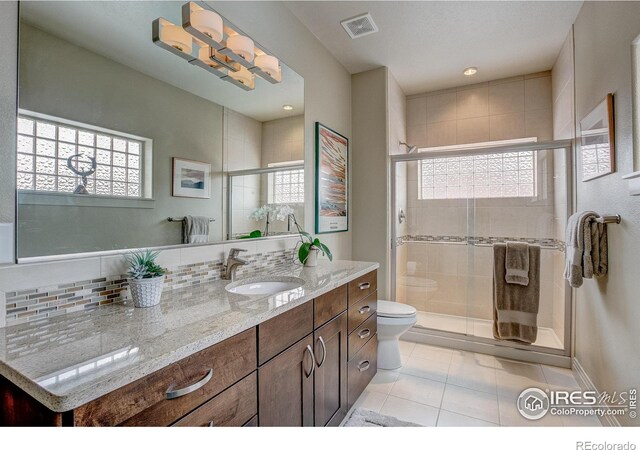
[390,140,574,363]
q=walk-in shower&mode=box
[391,140,573,366]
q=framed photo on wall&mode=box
[315,122,348,234]
[172,158,211,198]
[580,93,615,181]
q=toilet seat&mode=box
[377,300,417,318]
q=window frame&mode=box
[16,109,153,199]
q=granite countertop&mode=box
[0,260,378,413]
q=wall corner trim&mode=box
[572,357,621,427]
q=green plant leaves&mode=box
[126,249,166,279]
[298,242,312,264]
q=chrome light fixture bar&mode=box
[182,2,282,84]
[152,17,254,91]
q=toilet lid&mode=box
[377,300,417,318]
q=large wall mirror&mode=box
[16,1,304,259]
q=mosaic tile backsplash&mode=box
[4,248,296,326]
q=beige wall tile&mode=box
[407,124,428,147]
[552,84,574,139]
[456,116,490,144]
[426,92,457,123]
[489,112,525,141]
[489,81,525,115]
[525,76,553,111]
[427,120,457,147]
[407,96,427,126]
[489,75,525,86]
[524,70,552,79]
[525,108,553,141]
[456,87,489,119]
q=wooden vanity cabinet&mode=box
[1,269,378,427]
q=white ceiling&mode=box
[286,1,582,95]
[20,1,304,122]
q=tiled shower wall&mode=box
[1,237,300,327]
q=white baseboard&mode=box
[572,357,621,427]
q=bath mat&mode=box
[342,408,422,427]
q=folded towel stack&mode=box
[564,211,608,288]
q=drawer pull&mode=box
[165,369,213,400]
[304,345,316,378]
[208,421,214,427]
[316,336,327,368]
[357,328,371,340]
[358,305,371,315]
[357,360,371,372]
[358,282,371,290]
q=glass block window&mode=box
[268,165,304,204]
[16,114,143,197]
[418,151,537,199]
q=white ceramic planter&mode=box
[128,276,165,308]
[304,248,319,267]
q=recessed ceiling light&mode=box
[463,67,478,76]
[283,104,294,111]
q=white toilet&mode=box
[376,300,417,370]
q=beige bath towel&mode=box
[493,243,540,344]
[505,241,530,286]
[564,211,608,287]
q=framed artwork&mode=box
[315,122,348,234]
[172,158,211,198]
[580,93,615,181]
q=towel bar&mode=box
[595,214,621,224]
[167,217,215,222]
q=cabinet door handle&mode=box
[357,360,371,372]
[304,345,316,378]
[166,369,213,400]
[316,336,327,368]
[358,305,371,315]
[357,328,371,340]
[208,421,214,427]
[358,282,371,290]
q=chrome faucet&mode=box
[223,248,248,281]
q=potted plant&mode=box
[290,215,332,267]
[249,204,295,237]
[126,249,166,308]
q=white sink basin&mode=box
[226,276,304,296]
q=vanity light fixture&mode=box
[226,34,255,62]
[463,66,478,76]
[282,104,294,111]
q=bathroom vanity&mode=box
[0,262,378,427]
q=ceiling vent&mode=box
[340,13,378,39]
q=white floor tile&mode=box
[380,396,439,426]
[447,353,497,394]
[495,359,548,397]
[560,411,602,427]
[399,355,450,383]
[436,410,498,427]
[389,373,446,408]
[410,343,454,364]
[441,384,500,424]
[541,364,581,390]
[353,389,388,413]
[366,369,400,395]
[398,340,416,358]
[497,392,564,427]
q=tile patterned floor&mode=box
[351,340,602,427]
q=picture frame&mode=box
[172,157,211,198]
[315,122,348,234]
[580,93,615,181]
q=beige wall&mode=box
[262,115,304,167]
[572,2,640,426]
[17,24,224,257]
[214,1,352,261]
[406,72,553,148]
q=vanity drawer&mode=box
[347,334,378,409]
[243,415,258,427]
[74,328,257,427]
[348,270,377,306]
[172,372,257,427]
[314,285,347,329]
[258,301,313,365]
[348,313,377,360]
[347,291,377,333]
